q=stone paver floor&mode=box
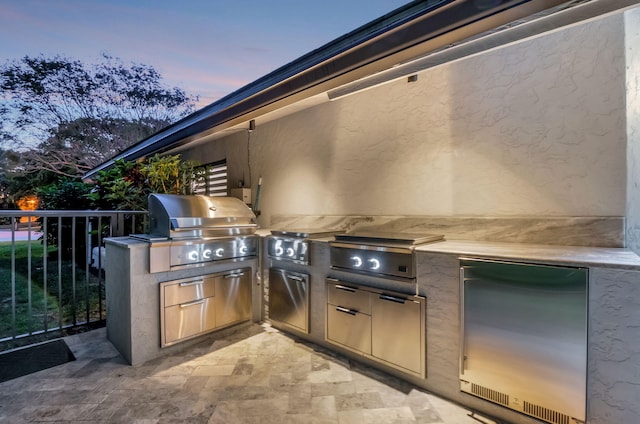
[0,323,499,423]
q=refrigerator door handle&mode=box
[459,266,465,376]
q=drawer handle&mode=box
[178,280,204,287]
[335,306,357,316]
[335,284,356,293]
[179,299,206,308]
[224,272,245,279]
[379,294,406,304]
[286,274,303,281]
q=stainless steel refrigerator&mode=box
[460,259,587,424]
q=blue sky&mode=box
[0,0,409,107]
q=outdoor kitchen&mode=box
[96,2,640,423]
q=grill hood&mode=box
[148,194,258,239]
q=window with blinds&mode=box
[193,160,227,196]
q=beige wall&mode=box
[626,8,640,255]
[183,13,627,227]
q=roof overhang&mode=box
[83,0,639,180]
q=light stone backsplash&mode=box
[269,215,625,248]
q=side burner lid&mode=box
[333,231,444,246]
[270,228,344,239]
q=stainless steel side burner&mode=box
[267,228,343,265]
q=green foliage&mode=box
[86,159,147,210]
[142,154,204,195]
[86,154,203,211]
[37,178,93,210]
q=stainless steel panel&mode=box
[371,293,425,376]
[163,276,216,307]
[214,268,252,328]
[170,236,258,267]
[460,259,587,423]
[164,297,216,345]
[268,268,309,333]
[327,281,371,314]
[267,237,310,264]
[330,245,415,279]
[326,306,371,354]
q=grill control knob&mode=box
[239,245,247,255]
[275,246,284,256]
[202,249,212,259]
[215,248,224,258]
[368,258,380,270]
[286,247,295,257]
[351,256,363,267]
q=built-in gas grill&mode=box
[329,231,444,280]
[133,194,259,273]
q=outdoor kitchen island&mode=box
[412,241,640,424]
[104,195,263,365]
[104,237,261,365]
[259,232,640,424]
[105,223,640,424]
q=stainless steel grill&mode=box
[133,194,259,273]
[329,231,444,280]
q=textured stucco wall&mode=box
[626,8,640,255]
[588,267,640,424]
[183,14,627,226]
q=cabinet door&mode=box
[371,293,424,375]
[268,268,309,332]
[327,305,371,354]
[214,268,252,328]
[164,297,216,345]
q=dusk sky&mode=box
[0,0,410,107]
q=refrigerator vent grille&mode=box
[523,401,570,424]
[471,383,509,406]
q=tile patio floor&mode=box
[0,323,500,423]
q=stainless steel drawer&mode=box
[327,305,371,354]
[163,276,215,307]
[327,281,371,314]
[164,297,216,345]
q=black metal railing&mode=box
[0,210,147,351]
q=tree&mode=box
[0,54,197,178]
[87,154,204,211]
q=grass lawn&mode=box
[0,240,104,350]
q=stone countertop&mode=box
[415,239,640,270]
[105,236,146,247]
[106,233,640,270]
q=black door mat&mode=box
[0,339,76,383]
